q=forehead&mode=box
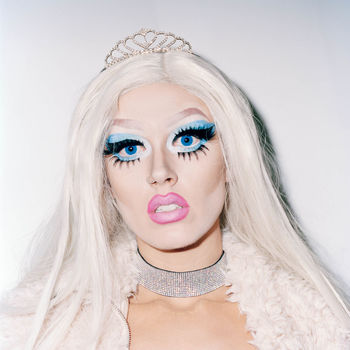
[115,83,212,127]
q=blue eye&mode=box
[169,120,216,159]
[104,133,151,165]
[104,121,216,166]
[124,145,137,155]
[181,135,193,146]
[173,134,201,151]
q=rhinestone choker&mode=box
[135,248,227,297]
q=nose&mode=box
[147,148,178,187]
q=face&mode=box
[105,83,227,250]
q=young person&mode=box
[1,29,349,349]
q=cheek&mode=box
[197,160,226,213]
[181,147,226,195]
[105,160,144,204]
[105,161,153,237]
[196,152,227,230]
[105,163,147,231]
[176,146,226,225]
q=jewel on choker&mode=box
[105,28,192,68]
[135,248,227,297]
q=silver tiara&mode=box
[105,28,192,68]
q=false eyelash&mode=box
[110,157,141,167]
[104,139,144,156]
[177,144,209,160]
[173,125,216,142]
[104,124,216,166]
[104,139,144,167]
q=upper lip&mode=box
[147,192,189,213]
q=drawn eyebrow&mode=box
[112,107,209,130]
[166,108,209,127]
[106,133,145,143]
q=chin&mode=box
[142,228,207,252]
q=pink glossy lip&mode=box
[147,192,190,224]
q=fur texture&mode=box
[1,230,349,349]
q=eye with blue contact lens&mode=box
[104,136,147,165]
[104,121,216,165]
[171,121,216,160]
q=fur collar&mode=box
[1,229,349,349]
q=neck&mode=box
[136,220,223,272]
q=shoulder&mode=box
[223,231,350,349]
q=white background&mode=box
[1,0,349,295]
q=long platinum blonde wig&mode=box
[3,51,350,348]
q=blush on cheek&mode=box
[114,200,138,232]
[206,180,226,211]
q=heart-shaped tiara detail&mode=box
[105,28,192,68]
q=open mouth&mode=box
[155,204,183,213]
[147,192,190,224]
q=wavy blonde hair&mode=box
[3,51,349,348]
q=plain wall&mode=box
[1,0,349,294]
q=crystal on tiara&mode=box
[105,28,192,68]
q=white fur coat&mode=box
[1,230,349,349]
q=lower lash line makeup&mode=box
[104,119,216,165]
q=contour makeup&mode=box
[147,192,190,224]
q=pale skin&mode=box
[105,83,255,349]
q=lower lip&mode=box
[148,206,190,224]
